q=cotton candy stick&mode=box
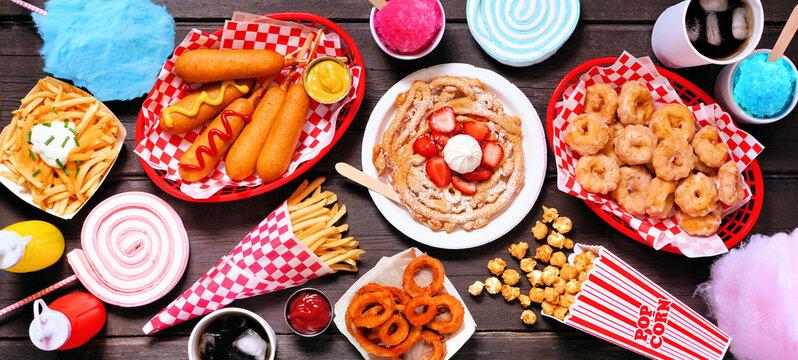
[6,0,47,16]
[0,275,77,318]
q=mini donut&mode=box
[716,161,745,206]
[564,113,610,156]
[584,83,619,124]
[575,155,621,194]
[677,208,722,237]
[652,137,696,181]
[612,165,653,216]
[613,125,657,165]
[648,103,696,142]
[617,81,654,125]
[645,177,677,219]
[692,126,729,168]
[599,123,625,166]
[675,173,719,217]
[694,158,719,177]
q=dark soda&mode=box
[685,0,751,60]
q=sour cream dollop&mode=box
[29,120,77,168]
[443,134,482,173]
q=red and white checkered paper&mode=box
[553,52,764,258]
[142,202,333,334]
[545,244,731,360]
[135,17,363,199]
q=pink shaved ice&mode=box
[374,0,442,54]
[697,228,798,360]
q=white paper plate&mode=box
[361,63,547,249]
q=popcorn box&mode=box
[333,248,476,360]
[543,244,731,360]
[0,77,126,220]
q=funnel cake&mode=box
[373,76,524,232]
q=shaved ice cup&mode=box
[651,0,763,68]
[369,0,445,60]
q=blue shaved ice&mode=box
[732,53,796,119]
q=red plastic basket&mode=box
[135,13,365,202]
[545,57,763,254]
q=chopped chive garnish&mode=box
[68,128,77,135]
[63,168,70,176]
[61,137,69,148]
[42,122,51,127]
[52,106,59,115]
[55,159,64,169]
[44,135,55,145]
[27,131,32,142]
[32,169,41,177]
[73,137,80,146]
[28,149,36,161]
[74,167,80,176]
[63,121,69,128]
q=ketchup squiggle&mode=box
[180,110,251,172]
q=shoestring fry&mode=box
[0,78,123,216]
[287,177,364,272]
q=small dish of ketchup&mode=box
[284,288,332,337]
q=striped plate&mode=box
[466,0,580,67]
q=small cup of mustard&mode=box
[302,56,352,104]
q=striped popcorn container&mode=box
[547,244,731,360]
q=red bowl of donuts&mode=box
[545,57,763,255]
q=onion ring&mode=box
[377,314,411,346]
[347,286,395,329]
[419,330,447,360]
[404,295,438,326]
[402,255,445,298]
[426,293,465,335]
[347,314,422,358]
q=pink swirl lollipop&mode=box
[68,192,190,307]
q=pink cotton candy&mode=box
[697,228,798,360]
[374,0,442,54]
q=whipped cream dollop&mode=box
[443,134,482,173]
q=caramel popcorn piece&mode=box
[485,277,502,294]
[501,285,520,301]
[565,279,581,294]
[573,253,592,271]
[558,293,576,309]
[529,287,545,303]
[527,270,543,287]
[541,301,556,315]
[578,271,589,283]
[550,251,567,267]
[547,231,566,249]
[531,221,548,240]
[487,257,507,276]
[518,294,531,308]
[519,258,537,273]
[502,269,521,286]
[560,263,578,281]
[534,244,553,262]
[521,310,537,325]
[552,216,573,234]
[468,281,484,296]
[542,206,559,223]
[553,278,567,295]
[553,306,569,320]
[542,265,560,286]
[508,242,529,260]
[543,287,560,304]
[564,237,574,250]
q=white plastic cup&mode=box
[188,308,276,360]
[651,0,763,68]
[715,49,798,124]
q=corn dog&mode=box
[160,79,254,133]
[256,82,310,182]
[175,49,290,83]
[226,85,288,180]
[179,87,267,182]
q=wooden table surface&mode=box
[1,1,796,359]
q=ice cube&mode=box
[706,13,722,46]
[230,329,268,360]
[732,7,749,40]
[687,18,702,43]
[700,0,727,12]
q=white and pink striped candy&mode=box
[67,192,189,307]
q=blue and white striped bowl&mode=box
[466,0,580,67]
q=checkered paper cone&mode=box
[142,203,333,334]
[546,244,731,360]
[552,52,764,258]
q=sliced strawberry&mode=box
[431,132,450,148]
[481,141,504,170]
[453,122,464,134]
[462,121,490,143]
[425,157,452,188]
[461,167,493,182]
[451,176,477,195]
[413,135,439,158]
[428,107,456,134]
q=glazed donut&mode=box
[612,166,653,216]
[617,81,654,125]
[716,161,745,206]
[694,158,719,176]
[675,173,719,217]
[649,104,696,142]
[599,123,625,166]
[575,154,621,194]
[613,125,657,165]
[645,178,677,219]
[564,113,610,156]
[652,137,696,181]
[677,208,722,237]
[584,83,619,124]
[692,126,729,168]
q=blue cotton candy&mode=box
[33,0,175,101]
[732,52,796,119]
